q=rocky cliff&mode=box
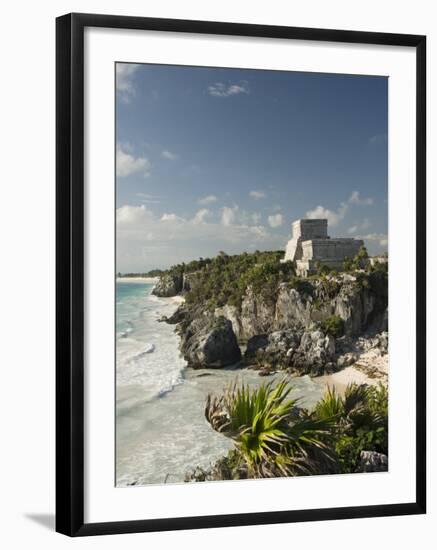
[213,272,387,342]
[152,271,201,298]
[153,253,388,375]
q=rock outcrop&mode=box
[152,273,183,297]
[244,329,336,376]
[292,330,336,375]
[240,288,276,340]
[357,450,388,472]
[214,305,243,341]
[245,330,301,368]
[180,315,241,368]
[152,271,202,297]
[213,272,386,343]
[155,267,387,375]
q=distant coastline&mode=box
[116,276,159,283]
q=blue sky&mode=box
[116,63,388,273]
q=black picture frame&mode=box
[56,12,426,537]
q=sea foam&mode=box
[116,281,185,400]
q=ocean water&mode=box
[116,281,326,487]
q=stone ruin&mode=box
[282,218,364,276]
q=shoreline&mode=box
[315,366,376,394]
[117,276,159,283]
[117,286,387,485]
[117,289,322,486]
[315,358,388,394]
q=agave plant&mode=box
[311,382,388,473]
[314,383,387,430]
[313,385,344,421]
[205,379,335,478]
[343,383,387,430]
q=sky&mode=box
[116,63,388,273]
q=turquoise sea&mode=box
[116,280,326,486]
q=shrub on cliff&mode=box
[343,245,370,272]
[239,259,296,305]
[321,315,345,338]
[180,250,294,310]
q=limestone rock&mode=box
[292,330,336,375]
[165,304,187,325]
[181,315,241,368]
[214,304,243,341]
[152,273,183,297]
[274,285,313,330]
[333,284,364,336]
[357,451,388,473]
[240,287,276,340]
[357,331,388,355]
[182,271,201,292]
[245,330,301,367]
[336,352,358,369]
[245,329,335,376]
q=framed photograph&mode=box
[56,13,426,536]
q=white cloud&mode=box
[305,205,343,227]
[116,145,150,178]
[160,213,184,223]
[116,64,140,102]
[192,209,211,224]
[306,192,374,227]
[357,233,388,247]
[348,218,371,234]
[221,205,268,230]
[208,81,249,97]
[249,190,266,200]
[117,204,280,272]
[198,195,217,205]
[221,205,238,226]
[268,213,283,228]
[348,191,374,206]
[161,150,178,160]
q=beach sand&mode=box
[316,366,376,393]
[117,277,159,283]
[315,351,388,394]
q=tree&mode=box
[353,245,369,270]
[343,256,352,272]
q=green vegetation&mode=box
[161,250,296,310]
[202,379,388,479]
[313,383,388,473]
[205,379,334,477]
[314,260,331,276]
[369,259,389,274]
[151,247,387,332]
[344,245,370,272]
[320,315,345,338]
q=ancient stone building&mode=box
[282,218,364,276]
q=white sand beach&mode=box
[116,276,159,283]
[315,351,388,394]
